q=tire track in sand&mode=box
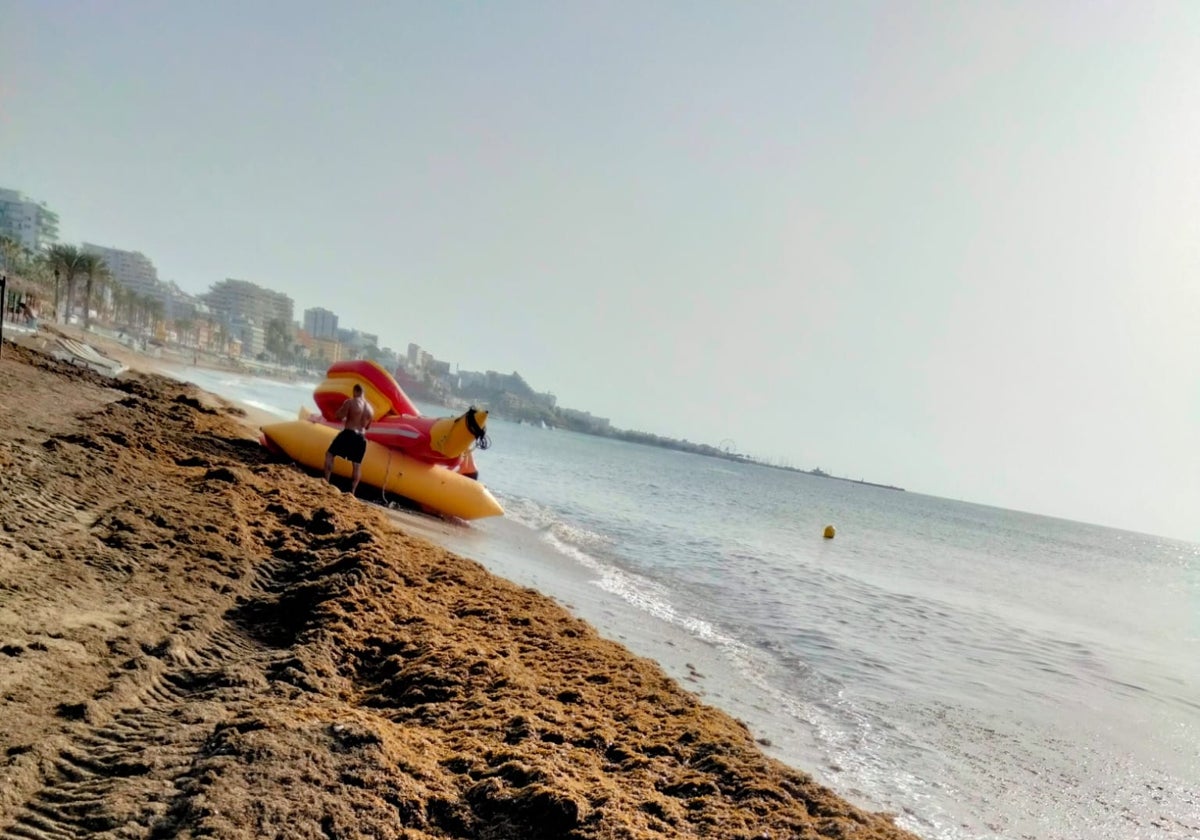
[1,412,295,838]
[0,625,273,839]
[0,552,288,840]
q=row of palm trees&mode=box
[2,237,329,362]
[45,243,111,330]
[1,237,167,334]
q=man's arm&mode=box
[335,398,350,421]
[364,404,375,431]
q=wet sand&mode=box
[0,338,919,839]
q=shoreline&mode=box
[0,337,919,838]
[38,325,908,492]
[84,338,903,810]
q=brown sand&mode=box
[0,339,920,839]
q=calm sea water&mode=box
[172,368,1200,839]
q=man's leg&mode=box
[350,462,362,494]
[324,450,335,482]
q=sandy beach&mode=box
[0,336,918,839]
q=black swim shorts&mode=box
[328,429,367,464]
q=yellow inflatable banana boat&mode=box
[261,420,504,520]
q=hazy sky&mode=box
[2,2,1197,541]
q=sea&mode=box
[167,367,1200,840]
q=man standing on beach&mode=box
[324,384,374,494]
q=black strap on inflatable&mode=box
[465,406,490,450]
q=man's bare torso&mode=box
[337,396,374,433]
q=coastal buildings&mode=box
[161,281,204,322]
[560,407,611,433]
[82,243,204,322]
[448,368,560,419]
[303,307,338,340]
[337,328,379,355]
[202,278,294,327]
[82,243,160,298]
[292,323,382,366]
[404,343,448,376]
[201,278,294,356]
[293,327,343,364]
[0,188,59,252]
[312,337,343,363]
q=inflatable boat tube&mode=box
[262,420,503,520]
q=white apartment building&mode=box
[81,243,161,299]
[203,278,293,328]
[0,188,60,252]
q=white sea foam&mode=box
[503,496,738,646]
[240,398,294,419]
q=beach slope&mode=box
[0,342,918,839]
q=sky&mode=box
[2,1,1197,542]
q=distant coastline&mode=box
[537,424,906,492]
[805,470,906,492]
[372,367,909,492]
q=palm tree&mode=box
[44,243,86,324]
[133,293,149,330]
[0,235,27,275]
[202,316,218,352]
[145,297,165,335]
[127,291,147,330]
[265,317,292,362]
[174,318,194,347]
[100,281,118,324]
[75,253,111,331]
[108,284,129,330]
[127,291,144,329]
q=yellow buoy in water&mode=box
[823,525,836,539]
